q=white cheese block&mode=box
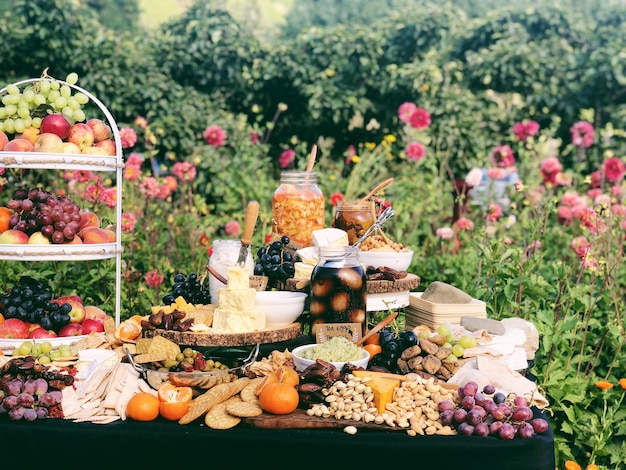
[294,262,314,280]
[312,228,348,248]
[217,287,256,310]
[226,266,250,290]
[211,306,266,334]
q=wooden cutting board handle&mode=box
[241,200,260,246]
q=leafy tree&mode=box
[85,0,140,32]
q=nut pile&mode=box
[305,373,459,436]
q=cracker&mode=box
[148,335,180,360]
[226,400,263,418]
[71,333,107,354]
[178,377,250,425]
[240,377,264,404]
[133,352,168,364]
[135,338,152,355]
[205,398,242,429]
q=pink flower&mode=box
[139,176,161,198]
[603,157,626,183]
[133,116,148,129]
[71,170,93,183]
[406,141,426,162]
[570,236,590,259]
[345,145,357,165]
[398,102,417,123]
[590,170,603,188]
[580,207,607,236]
[435,227,454,239]
[465,168,483,188]
[119,127,137,149]
[512,120,540,141]
[408,107,431,130]
[487,167,506,180]
[225,220,241,238]
[330,192,344,207]
[492,145,516,168]
[126,152,144,166]
[485,203,503,222]
[157,183,172,200]
[123,164,141,182]
[121,213,137,232]
[249,131,259,145]
[101,187,117,208]
[557,205,573,223]
[85,183,104,204]
[454,217,474,231]
[278,149,296,169]
[582,256,599,272]
[587,188,603,199]
[539,157,562,184]
[164,175,178,192]
[203,125,227,147]
[554,172,573,186]
[172,161,197,182]
[570,121,595,148]
[144,269,164,288]
[611,204,626,216]
[561,191,584,207]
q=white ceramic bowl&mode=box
[358,249,414,271]
[291,343,370,372]
[256,291,308,327]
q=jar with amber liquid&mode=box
[272,171,325,247]
[333,200,376,245]
[308,246,367,337]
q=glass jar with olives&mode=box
[308,246,367,337]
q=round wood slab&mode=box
[280,273,421,294]
[142,322,303,347]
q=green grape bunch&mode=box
[0,68,89,135]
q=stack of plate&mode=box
[405,292,487,330]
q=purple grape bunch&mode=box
[438,381,550,439]
[0,376,61,422]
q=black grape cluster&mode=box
[161,272,210,305]
[0,276,72,332]
[253,235,296,288]
[369,326,418,372]
[438,381,550,439]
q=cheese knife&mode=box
[236,200,260,267]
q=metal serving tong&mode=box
[350,205,396,252]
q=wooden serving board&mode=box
[142,322,303,347]
[242,408,400,431]
[280,273,421,294]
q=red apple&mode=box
[58,323,84,337]
[68,123,95,151]
[0,229,30,244]
[86,118,112,142]
[0,318,30,339]
[3,138,34,152]
[94,139,116,156]
[33,133,65,153]
[52,295,86,324]
[0,131,8,150]
[28,327,58,339]
[40,113,71,140]
[81,318,104,334]
[84,305,109,322]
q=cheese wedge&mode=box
[312,228,348,248]
[351,369,409,382]
[368,377,401,414]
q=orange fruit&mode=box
[363,344,382,360]
[158,382,193,421]
[255,372,278,396]
[115,315,144,341]
[258,382,299,415]
[126,392,160,422]
[365,332,381,346]
[276,365,300,387]
[0,313,4,326]
[0,207,12,234]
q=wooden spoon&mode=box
[306,144,318,173]
[359,177,394,202]
[357,310,398,346]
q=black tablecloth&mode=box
[1,411,555,469]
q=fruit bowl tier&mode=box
[0,333,104,352]
[0,243,122,261]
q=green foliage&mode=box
[85,0,140,32]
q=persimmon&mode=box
[115,315,144,341]
[258,382,299,415]
[0,207,12,234]
[255,372,278,396]
[126,392,160,422]
[365,332,381,346]
[363,344,382,360]
[158,382,193,421]
[0,313,4,326]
